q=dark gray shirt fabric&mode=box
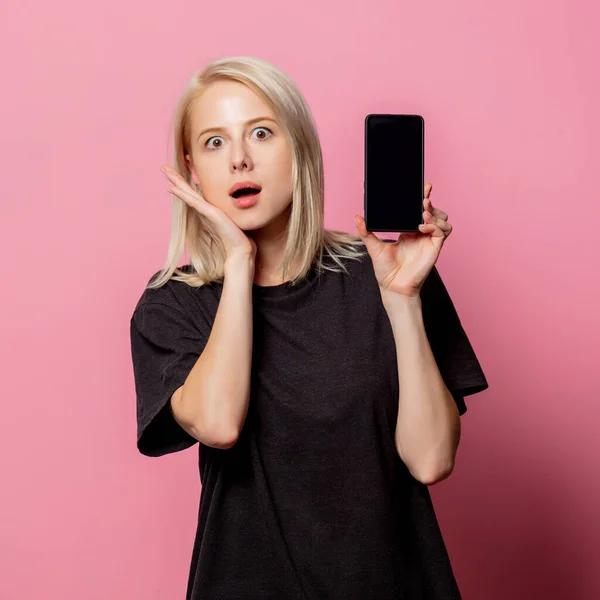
[129,246,489,599]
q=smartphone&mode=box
[364,114,424,233]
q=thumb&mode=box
[355,215,381,255]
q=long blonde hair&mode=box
[148,56,366,289]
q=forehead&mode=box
[190,80,275,131]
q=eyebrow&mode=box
[196,116,277,142]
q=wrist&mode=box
[381,289,423,324]
[381,288,422,308]
[224,253,255,282]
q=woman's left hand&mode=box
[355,183,452,298]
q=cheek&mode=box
[196,164,226,203]
[268,145,293,190]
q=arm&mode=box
[171,253,254,450]
[383,291,461,486]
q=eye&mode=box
[252,127,272,140]
[206,136,224,150]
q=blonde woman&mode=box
[129,56,488,599]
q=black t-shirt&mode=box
[129,246,489,599]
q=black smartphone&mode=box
[364,114,424,233]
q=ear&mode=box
[185,154,200,187]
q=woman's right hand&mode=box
[161,165,257,261]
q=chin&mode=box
[225,209,263,229]
[237,218,272,233]
[226,198,291,232]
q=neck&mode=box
[248,207,297,286]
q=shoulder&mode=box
[131,264,220,322]
[332,243,449,307]
[132,266,184,313]
[328,242,373,278]
[346,242,446,285]
[332,241,446,287]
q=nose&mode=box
[229,139,254,173]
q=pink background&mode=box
[1,0,599,598]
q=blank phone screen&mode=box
[364,114,424,232]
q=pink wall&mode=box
[2,0,599,598]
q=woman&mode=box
[130,55,489,599]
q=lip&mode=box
[229,180,262,196]
[232,191,260,208]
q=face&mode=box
[185,79,294,232]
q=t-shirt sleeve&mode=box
[130,300,211,457]
[420,266,489,415]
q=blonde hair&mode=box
[148,56,367,289]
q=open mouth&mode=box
[231,187,261,199]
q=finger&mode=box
[423,199,448,221]
[423,210,452,230]
[168,184,210,216]
[423,211,453,236]
[424,183,433,198]
[436,220,452,235]
[355,215,383,255]
[418,222,446,238]
[162,165,184,180]
[161,165,183,183]
[161,165,211,211]
[162,165,199,196]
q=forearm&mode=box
[382,291,461,485]
[173,254,254,448]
